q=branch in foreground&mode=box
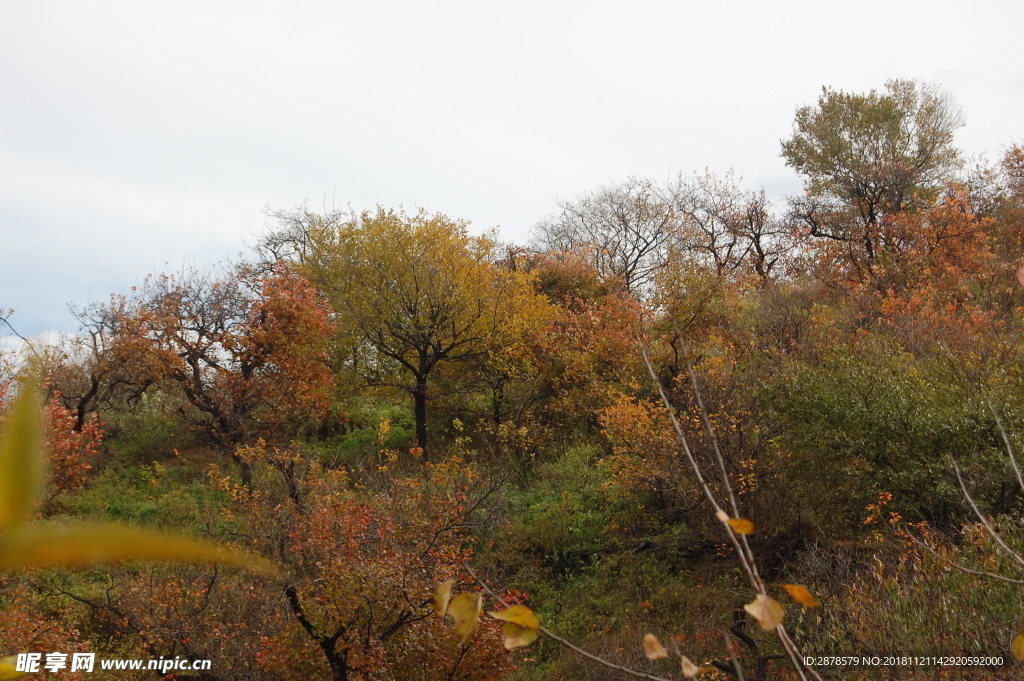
[464,564,673,681]
[639,333,821,681]
[904,527,1024,586]
[951,456,1024,571]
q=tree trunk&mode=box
[413,375,428,459]
[231,451,253,487]
[285,585,348,681]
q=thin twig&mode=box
[904,527,1024,586]
[777,627,819,681]
[0,313,43,361]
[640,335,821,681]
[671,322,763,589]
[951,457,1024,570]
[721,628,746,681]
[463,564,672,681]
[988,400,1024,495]
[639,342,764,594]
[672,320,741,519]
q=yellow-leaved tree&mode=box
[304,208,551,456]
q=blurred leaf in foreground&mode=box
[448,592,482,643]
[781,584,821,608]
[1011,632,1024,662]
[642,633,668,659]
[0,380,279,576]
[0,656,24,680]
[727,517,755,534]
[0,382,43,530]
[744,593,784,630]
[433,579,456,617]
[0,524,278,575]
[489,604,540,650]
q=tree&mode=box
[305,208,549,455]
[804,184,995,295]
[80,263,335,472]
[49,563,274,681]
[34,322,158,433]
[982,144,1024,270]
[533,176,675,296]
[665,170,794,280]
[256,205,353,270]
[0,582,89,669]
[208,444,514,681]
[523,252,645,426]
[782,80,964,266]
[40,393,103,510]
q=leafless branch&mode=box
[904,527,1024,586]
[951,456,1024,570]
[464,564,673,681]
[988,400,1024,495]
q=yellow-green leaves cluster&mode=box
[305,208,552,383]
[433,582,541,650]
[489,605,540,650]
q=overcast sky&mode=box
[2,0,1022,339]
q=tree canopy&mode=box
[782,79,963,221]
[304,208,551,453]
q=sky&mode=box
[2,0,1022,340]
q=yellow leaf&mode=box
[744,594,784,631]
[501,621,539,649]
[488,604,540,630]
[642,633,668,660]
[0,381,43,530]
[0,656,26,680]
[727,517,755,534]
[715,509,730,522]
[781,584,820,608]
[1012,632,1024,662]
[0,524,280,576]
[448,592,482,643]
[681,655,699,678]
[434,579,456,617]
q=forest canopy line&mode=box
[2,78,1024,680]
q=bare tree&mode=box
[665,170,793,279]
[533,176,675,296]
[255,205,353,269]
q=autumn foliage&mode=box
[76,262,335,451]
[208,445,514,680]
[3,86,1024,680]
